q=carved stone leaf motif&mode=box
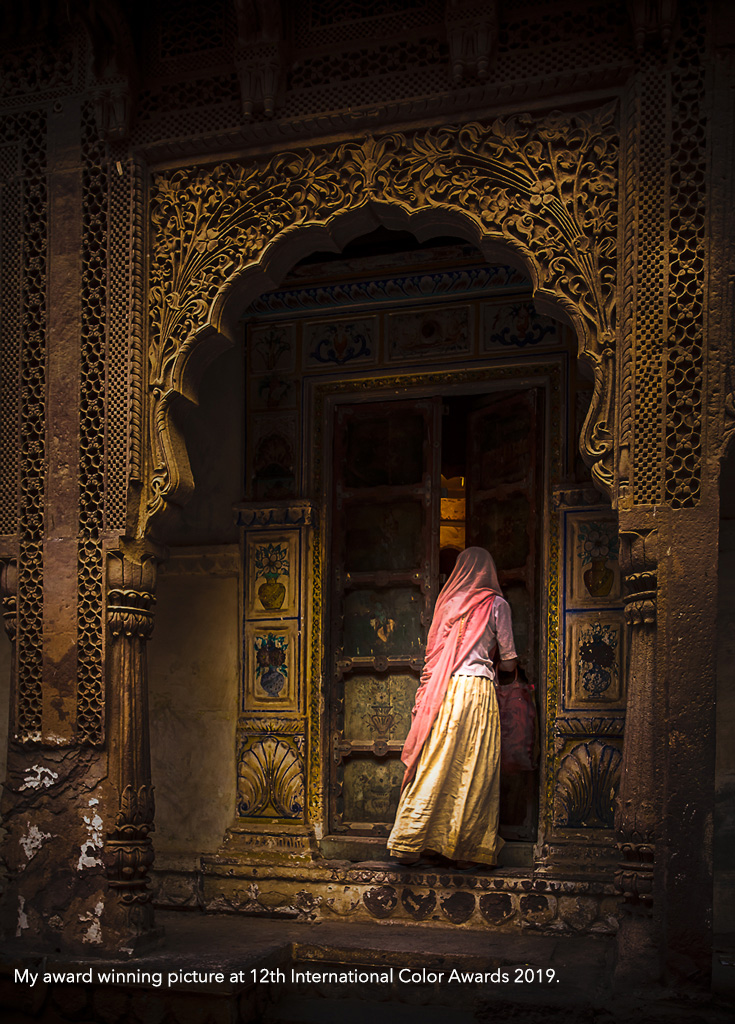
[555,739,622,829]
[237,736,304,818]
[148,108,618,521]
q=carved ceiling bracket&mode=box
[145,107,619,534]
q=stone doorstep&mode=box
[151,859,621,935]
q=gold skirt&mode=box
[387,673,504,865]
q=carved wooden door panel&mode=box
[330,398,440,839]
[466,387,543,840]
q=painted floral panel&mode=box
[245,531,299,619]
[249,323,296,374]
[482,301,558,351]
[386,305,471,362]
[567,614,625,710]
[343,674,419,743]
[341,758,405,823]
[250,413,298,500]
[243,622,298,710]
[568,514,621,606]
[304,316,376,370]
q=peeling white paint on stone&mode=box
[77,797,104,871]
[16,896,28,937]
[19,765,58,791]
[44,733,68,746]
[80,899,104,945]
[19,822,53,861]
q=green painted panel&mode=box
[343,674,419,742]
[343,588,424,658]
[342,758,405,823]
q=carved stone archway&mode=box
[143,107,619,532]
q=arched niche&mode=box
[142,112,619,534]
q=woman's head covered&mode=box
[444,546,502,597]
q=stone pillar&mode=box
[104,547,158,940]
[615,526,661,985]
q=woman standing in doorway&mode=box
[387,547,517,868]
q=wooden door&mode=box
[466,388,543,840]
[329,398,440,839]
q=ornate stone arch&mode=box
[144,105,619,532]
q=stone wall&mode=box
[715,521,735,932]
[149,557,239,866]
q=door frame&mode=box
[306,358,564,860]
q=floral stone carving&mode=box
[147,108,619,526]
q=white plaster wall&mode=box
[148,550,239,867]
[715,519,735,933]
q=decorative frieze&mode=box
[195,859,619,934]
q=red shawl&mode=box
[400,547,502,790]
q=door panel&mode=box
[330,398,440,838]
[467,388,543,841]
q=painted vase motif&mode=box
[583,557,614,598]
[254,542,290,611]
[255,633,288,698]
[258,576,286,611]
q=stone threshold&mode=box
[152,855,620,935]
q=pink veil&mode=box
[400,547,502,789]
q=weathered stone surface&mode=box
[557,895,598,932]
[440,891,476,925]
[401,887,436,920]
[363,884,398,919]
[519,894,557,925]
[479,891,515,925]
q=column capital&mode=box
[620,529,658,627]
[106,549,158,640]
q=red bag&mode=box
[495,676,537,773]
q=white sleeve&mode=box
[494,598,518,661]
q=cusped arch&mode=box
[145,111,619,533]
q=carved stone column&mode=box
[615,527,661,984]
[105,548,157,915]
